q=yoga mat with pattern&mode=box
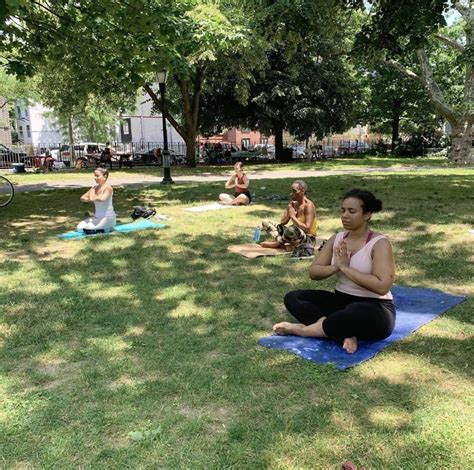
[258,285,465,370]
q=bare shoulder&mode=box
[373,232,391,243]
[304,197,316,211]
[322,233,337,251]
[372,235,393,253]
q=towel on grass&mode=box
[228,243,289,258]
[228,238,327,259]
[258,285,465,370]
[183,203,243,212]
[58,218,166,239]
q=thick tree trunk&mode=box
[184,130,197,167]
[391,100,401,152]
[448,120,473,163]
[143,81,199,167]
[274,121,287,161]
[68,115,75,160]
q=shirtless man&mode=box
[260,180,317,253]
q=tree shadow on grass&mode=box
[0,171,472,467]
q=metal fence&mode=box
[0,141,188,169]
[0,138,390,169]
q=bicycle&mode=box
[0,175,14,207]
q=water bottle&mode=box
[253,227,261,242]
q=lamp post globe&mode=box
[156,70,174,184]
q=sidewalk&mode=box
[11,166,442,193]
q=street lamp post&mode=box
[156,71,174,184]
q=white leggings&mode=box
[77,215,116,232]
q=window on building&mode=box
[122,121,130,135]
[241,138,251,150]
[17,106,22,117]
[260,136,268,145]
[19,126,23,138]
[26,125,31,138]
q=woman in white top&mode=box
[273,189,396,354]
[77,168,116,233]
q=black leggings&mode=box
[284,289,396,340]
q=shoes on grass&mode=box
[291,244,314,259]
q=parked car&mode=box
[59,142,105,162]
[338,140,372,155]
[0,143,27,163]
[252,144,275,160]
[132,148,186,165]
[290,146,306,159]
[132,148,161,165]
[321,146,338,158]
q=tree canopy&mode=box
[353,0,473,162]
[0,0,257,165]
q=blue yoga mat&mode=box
[58,219,166,239]
[258,285,465,370]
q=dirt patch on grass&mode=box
[107,372,161,391]
[177,403,233,434]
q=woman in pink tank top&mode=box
[273,189,396,354]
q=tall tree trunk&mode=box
[143,70,202,168]
[177,74,202,168]
[273,121,286,161]
[448,119,472,163]
[68,115,75,160]
[184,129,197,167]
[391,100,401,152]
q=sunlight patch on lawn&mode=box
[168,299,213,318]
[84,284,139,301]
[21,280,61,296]
[358,353,472,398]
[87,335,132,353]
[60,272,84,284]
[124,325,146,336]
[110,258,128,270]
[91,237,136,251]
[155,283,196,301]
[368,406,411,429]
[0,322,17,343]
[192,324,214,335]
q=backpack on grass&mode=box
[131,206,156,220]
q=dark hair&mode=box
[343,188,382,213]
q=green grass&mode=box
[1,166,473,468]
[3,155,453,185]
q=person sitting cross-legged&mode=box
[272,188,396,354]
[218,161,251,206]
[260,180,317,257]
[77,168,116,233]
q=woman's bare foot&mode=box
[342,336,358,354]
[273,322,302,335]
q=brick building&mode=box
[200,128,274,149]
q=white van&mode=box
[60,142,105,162]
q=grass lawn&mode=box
[0,166,473,468]
[3,155,453,185]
